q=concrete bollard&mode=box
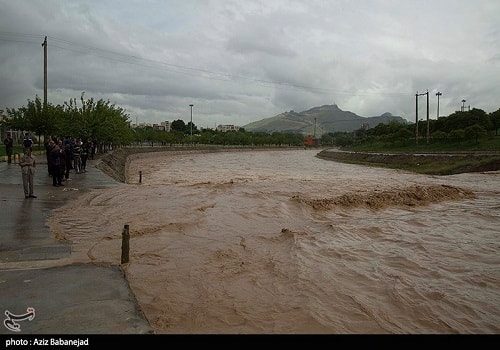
[121,224,130,264]
[139,171,142,184]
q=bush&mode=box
[432,130,448,142]
[449,129,465,142]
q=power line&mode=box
[0,30,44,39]
[48,37,348,94]
[0,30,413,96]
[0,37,42,44]
[49,43,236,83]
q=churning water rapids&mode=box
[49,149,500,333]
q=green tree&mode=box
[449,129,465,143]
[490,109,500,136]
[320,133,334,145]
[431,130,448,142]
[171,119,186,133]
[186,121,198,135]
[464,124,487,144]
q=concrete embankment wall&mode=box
[97,145,305,183]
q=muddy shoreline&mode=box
[317,149,500,175]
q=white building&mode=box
[131,120,171,131]
[216,124,239,132]
[161,121,171,132]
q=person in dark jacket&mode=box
[81,140,89,172]
[63,139,72,180]
[22,133,33,152]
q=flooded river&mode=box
[49,149,500,333]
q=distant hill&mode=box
[244,104,406,134]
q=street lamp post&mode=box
[189,104,194,139]
[436,92,442,119]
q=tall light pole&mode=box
[426,90,429,144]
[415,92,419,144]
[189,104,194,138]
[41,36,47,108]
[436,92,442,119]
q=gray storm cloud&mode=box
[0,0,499,126]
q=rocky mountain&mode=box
[244,104,406,134]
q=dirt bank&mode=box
[317,149,500,175]
[292,184,475,210]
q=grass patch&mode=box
[317,150,500,175]
[345,136,500,153]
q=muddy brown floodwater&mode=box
[49,149,500,333]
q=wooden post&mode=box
[121,224,130,264]
[139,171,142,184]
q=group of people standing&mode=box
[2,132,96,198]
[45,137,94,187]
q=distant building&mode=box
[161,121,171,132]
[131,120,171,131]
[304,135,320,147]
[1,111,24,144]
[216,124,239,132]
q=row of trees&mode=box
[322,108,500,147]
[132,126,304,146]
[2,94,133,150]
[1,95,306,149]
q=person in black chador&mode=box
[44,138,53,176]
[49,140,63,187]
[3,132,13,164]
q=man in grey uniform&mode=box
[19,148,37,199]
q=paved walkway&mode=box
[0,158,152,334]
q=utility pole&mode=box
[42,36,47,107]
[436,92,442,119]
[468,105,471,112]
[426,90,430,144]
[189,104,194,138]
[314,117,317,138]
[415,91,429,144]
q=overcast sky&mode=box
[0,0,499,127]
